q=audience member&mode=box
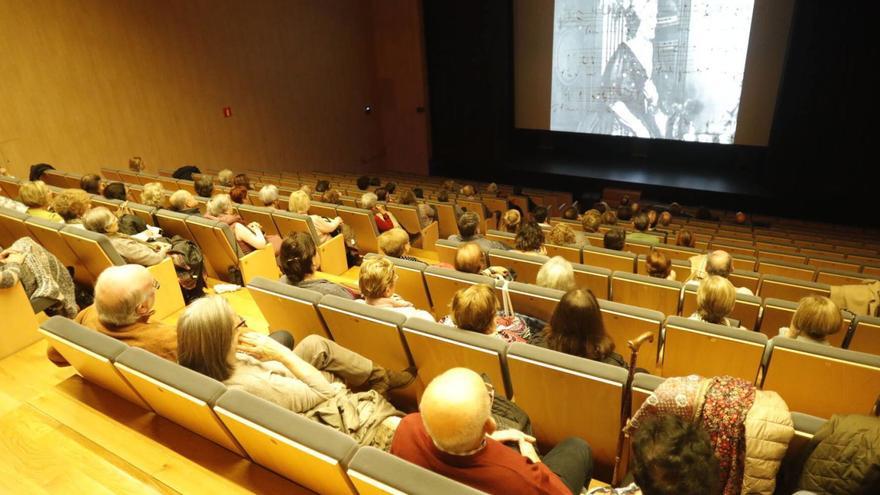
[646,209,658,230]
[168,190,200,214]
[601,210,617,225]
[356,175,371,191]
[375,187,389,202]
[779,295,842,345]
[448,211,507,251]
[547,223,577,246]
[80,174,104,195]
[258,185,280,208]
[658,211,672,227]
[513,222,546,255]
[51,188,92,226]
[378,228,419,262]
[645,251,676,281]
[1,237,77,317]
[369,177,381,187]
[279,232,355,299]
[229,185,249,204]
[501,209,521,233]
[83,207,171,266]
[454,243,486,274]
[48,265,176,365]
[628,213,658,245]
[399,189,436,228]
[562,206,579,220]
[141,182,165,208]
[233,173,251,190]
[206,194,275,254]
[689,276,738,326]
[533,206,550,228]
[315,179,330,194]
[289,190,343,243]
[129,156,145,172]
[19,180,63,222]
[582,213,601,233]
[687,250,753,295]
[442,284,527,343]
[603,228,626,251]
[485,182,499,197]
[391,368,593,494]
[358,256,434,321]
[675,229,696,248]
[103,181,127,200]
[218,169,234,187]
[177,295,411,449]
[735,211,747,224]
[617,205,632,222]
[536,256,576,292]
[320,188,342,205]
[361,191,399,234]
[538,289,625,367]
[195,175,214,197]
[385,181,397,197]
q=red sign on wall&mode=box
[223,107,232,118]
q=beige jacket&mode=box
[741,390,794,495]
[830,279,880,317]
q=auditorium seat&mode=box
[806,255,861,273]
[761,337,880,418]
[505,342,628,480]
[213,390,359,495]
[611,271,681,316]
[236,204,281,237]
[386,203,439,250]
[271,210,348,275]
[680,284,762,330]
[39,317,149,408]
[434,238,460,265]
[127,202,157,226]
[728,269,761,295]
[0,282,44,359]
[636,255,690,283]
[89,195,123,211]
[654,244,701,263]
[631,372,665,412]
[336,205,381,254]
[815,268,875,286]
[757,274,830,301]
[583,245,637,273]
[185,216,280,284]
[660,316,767,384]
[23,216,86,281]
[598,300,664,375]
[487,249,549,286]
[581,232,605,248]
[572,262,611,300]
[0,176,22,198]
[785,412,826,462]
[246,277,332,342]
[498,282,562,322]
[425,200,458,238]
[0,207,31,247]
[402,318,511,398]
[545,242,582,264]
[114,347,246,455]
[308,200,338,219]
[365,254,432,313]
[423,266,495,320]
[317,295,414,371]
[848,315,880,355]
[155,209,196,241]
[757,298,852,347]
[624,238,658,257]
[709,241,756,258]
[485,229,515,246]
[757,258,816,281]
[347,446,485,495]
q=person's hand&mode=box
[489,429,536,444]
[247,221,263,232]
[236,332,289,362]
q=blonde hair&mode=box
[696,276,736,325]
[548,223,577,246]
[536,256,576,292]
[790,295,842,341]
[455,243,485,274]
[19,180,52,207]
[582,214,601,233]
[177,296,237,382]
[451,284,497,334]
[206,194,232,217]
[358,256,396,299]
[169,189,194,211]
[501,209,521,233]
[52,188,92,221]
[378,228,410,258]
[141,182,165,208]
[218,169,234,186]
[82,206,118,233]
[288,190,311,214]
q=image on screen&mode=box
[550,0,755,144]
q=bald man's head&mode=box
[420,368,493,453]
[95,265,157,326]
[706,250,734,278]
[455,243,485,274]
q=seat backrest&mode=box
[815,268,874,286]
[336,206,379,253]
[114,347,246,455]
[385,204,422,235]
[434,238,460,265]
[785,412,827,464]
[426,201,457,238]
[402,318,511,399]
[661,316,767,383]
[365,254,432,313]
[572,262,611,300]
[757,296,852,347]
[347,446,485,495]
[758,275,830,301]
[246,277,332,342]
[487,249,548,286]
[808,256,861,274]
[271,210,320,244]
[186,216,241,282]
[155,209,195,241]
[581,232,605,248]
[757,258,816,281]
[60,226,126,283]
[0,206,31,246]
[499,282,562,322]
[654,244,702,262]
[631,372,665,413]
[583,245,637,273]
[1,282,44,359]
[423,266,496,320]
[728,269,761,294]
[0,176,22,198]
[623,238,656,257]
[636,255,691,283]
[317,295,413,371]
[761,337,880,418]
[611,271,681,316]
[237,205,280,237]
[681,285,762,330]
[38,316,149,408]
[309,201,339,219]
[849,315,880,355]
[598,299,664,375]
[545,242,582,264]
[213,390,358,494]
[505,343,628,480]
[23,216,81,269]
[485,229,515,246]
[127,202,157,226]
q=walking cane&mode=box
[611,331,655,487]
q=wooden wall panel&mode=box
[0,0,389,178]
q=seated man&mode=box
[686,250,753,295]
[627,213,659,245]
[454,242,486,274]
[533,206,551,229]
[392,368,592,495]
[48,265,177,365]
[378,228,419,262]
[603,228,626,251]
[448,211,508,251]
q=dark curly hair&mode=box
[279,232,317,284]
[515,221,544,252]
[631,415,720,495]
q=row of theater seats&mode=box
[245,275,880,422]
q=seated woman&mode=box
[536,256,576,292]
[51,188,92,227]
[1,238,78,317]
[441,284,532,343]
[230,185,249,204]
[547,223,576,247]
[279,232,355,299]
[398,189,435,228]
[378,228,419,262]
[168,190,201,214]
[141,182,166,208]
[205,194,279,255]
[689,275,738,327]
[675,229,696,248]
[289,190,343,244]
[233,173,251,190]
[176,296,411,450]
[83,207,171,266]
[103,182,128,200]
[512,221,547,255]
[603,228,626,251]
[80,174,104,195]
[320,188,343,205]
[259,185,280,208]
[779,295,842,346]
[581,213,601,233]
[646,250,677,281]
[357,256,434,321]
[500,209,521,233]
[18,180,63,222]
[359,192,398,234]
[537,288,626,368]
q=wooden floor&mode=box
[0,285,315,494]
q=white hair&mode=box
[95,265,152,326]
[360,192,378,210]
[141,182,165,208]
[536,256,576,292]
[218,169,234,186]
[169,189,194,211]
[82,206,118,234]
[258,185,279,207]
[207,194,232,217]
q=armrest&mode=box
[240,245,280,285]
[419,221,439,251]
[318,234,349,276]
[146,257,185,321]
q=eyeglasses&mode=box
[152,279,160,290]
[485,381,495,404]
[234,317,247,330]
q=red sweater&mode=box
[390,413,570,495]
[375,212,395,232]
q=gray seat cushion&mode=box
[40,315,128,360]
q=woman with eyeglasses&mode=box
[176,296,412,450]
